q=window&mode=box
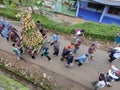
[88,2,98,9]
[87,2,105,12]
[108,7,120,16]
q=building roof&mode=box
[93,0,120,6]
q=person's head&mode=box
[55,32,59,35]
[37,20,40,23]
[77,39,81,43]
[91,42,95,46]
[81,29,85,33]
[54,40,58,44]
[85,54,89,57]
[12,43,16,47]
[99,72,105,79]
[75,28,80,31]
[71,42,74,45]
[43,47,48,50]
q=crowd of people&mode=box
[1,17,120,90]
[91,32,120,90]
[92,64,120,90]
[0,18,47,60]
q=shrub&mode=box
[0,8,19,21]
[28,14,120,41]
[1,7,120,41]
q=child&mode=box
[75,28,85,38]
[41,47,52,62]
[88,42,96,61]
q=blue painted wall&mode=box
[104,6,120,19]
[78,1,120,25]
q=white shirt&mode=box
[108,69,119,79]
[97,80,105,88]
[113,47,120,58]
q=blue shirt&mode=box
[115,36,120,44]
[1,28,9,38]
[52,34,58,42]
[76,54,88,63]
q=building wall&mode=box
[80,1,97,12]
[104,6,120,19]
[80,1,120,19]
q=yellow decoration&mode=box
[16,11,44,51]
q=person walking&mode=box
[88,42,96,61]
[50,32,59,46]
[75,28,85,38]
[66,42,74,52]
[73,39,81,53]
[61,47,70,61]
[1,28,9,41]
[0,24,4,37]
[53,41,59,56]
[12,43,23,60]
[41,47,52,62]
[66,52,74,68]
[36,20,43,34]
[75,54,89,66]
[115,32,120,46]
[108,45,120,64]
[27,46,36,59]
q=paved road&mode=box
[0,22,120,90]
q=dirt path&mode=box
[0,20,120,90]
[0,49,91,90]
[48,13,85,26]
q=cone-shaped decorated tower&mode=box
[16,11,44,53]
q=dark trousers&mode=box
[41,54,51,61]
[53,50,59,56]
[109,53,116,63]
[50,42,54,46]
[75,59,82,66]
